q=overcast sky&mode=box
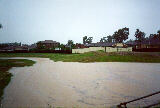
[0,0,160,44]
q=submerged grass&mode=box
[0,59,35,102]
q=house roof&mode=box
[84,42,116,47]
[0,46,29,50]
[126,40,160,45]
[14,46,28,49]
[38,40,59,44]
[146,40,160,45]
[125,41,137,45]
[1,46,14,50]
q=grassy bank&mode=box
[0,51,160,63]
[0,59,35,102]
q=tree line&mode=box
[1,23,160,50]
[82,27,160,45]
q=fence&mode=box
[72,47,132,53]
[117,90,160,108]
[133,48,160,52]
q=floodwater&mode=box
[1,57,160,108]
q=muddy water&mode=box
[1,57,160,108]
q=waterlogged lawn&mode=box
[0,59,35,102]
[0,51,160,63]
[0,52,160,107]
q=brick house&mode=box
[37,40,60,49]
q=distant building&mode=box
[0,42,21,49]
[0,42,22,51]
[14,46,29,51]
[0,46,29,52]
[126,40,160,49]
[84,42,114,47]
[125,41,136,48]
[37,40,60,49]
[0,46,14,51]
[75,43,88,49]
[72,42,132,54]
[28,44,37,50]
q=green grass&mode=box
[0,59,35,102]
[0,51,160,63]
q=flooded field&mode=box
[1,57,160,107]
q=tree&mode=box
[149,30,160,41]
[100,37,107,43]
[59,44,65,50]
[67,40,74,46]
[67,40,75,49]
[135,29,145,43]
[148,32,160,44]
[157,30,160,35]
[107,35,113,43]
[83,36,93,44]
[100,36,113,43]
[37,41,45,49]
[0,24,2,29]
[83,36,87,44]
[149,34,154,39]
[148,34,156,43]
[157,30,160,40]
[112,27,129,43]
[134,29,145,48]
[86,37,93,44]
[153,34,159,40]
[127,39,134,43]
